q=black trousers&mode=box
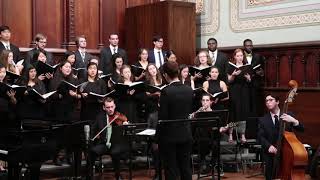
[263,153,274,180]
[159,140,192,180]
[89,144,122,178]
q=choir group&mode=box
[0,25,266,179]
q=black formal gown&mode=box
[228,74,250,125]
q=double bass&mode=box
[272,80,308,180]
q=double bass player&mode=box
[258,94,304,180]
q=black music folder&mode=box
[202,90,228,100]
[28,89,57,100]
[114,81,145,94]
[189,66,212,77]
[35,61,59,75]
[131,65,145,77]
[99,73,112,81]
[88,89,116,99]
[5,71,21,83]
[145,84,167,93]
[227,62,261,75]
[72,67,86,75]
[0,82,26,97]
[58,80,86,91]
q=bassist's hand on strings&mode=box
[280,113,299,126]
[268,145,277,154]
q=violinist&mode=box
[90,97,128,180]
[258,94,304,180]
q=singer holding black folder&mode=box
[0,49,21,76]
[16,65,47,121]
[89,97,129,180]
[80,62,107,122]
[203,66,229,110]
[192,50,212,88]
[132,48,148,81]
[48,60,81,123]
[110,53,125,83]
[32,49,54,90]
[0,64,17,128]
[116,65,141,123]
[179,64,195,89]
[227,48,251,143]
[158,61,193,180]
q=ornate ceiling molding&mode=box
[230,0,320,32]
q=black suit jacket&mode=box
[74,50,93,69]
[250,52,265,88]
[100,47,128,75]
[158,81,193,143]
[25,48,54,66]
[148,49,166,65]
[257,112,304,153]
[211,50,228,82]
[0,43,20,63]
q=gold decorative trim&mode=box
[197,0,219,36]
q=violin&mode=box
[91,111,128,141]
[108,111,128,126]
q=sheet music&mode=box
[136,129,156,136]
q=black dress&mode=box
[48,75,79,123]
[111,71,122,84]
[0,90,16,128]
[228,74,250,124]
[115,81,142,123]
[133,61,147,81]
[207,79,225,110]
[144,80,162,128]
[80,79,107,122]
[181,79,191,87]
[16,81,47,120]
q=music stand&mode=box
[157,117,221,180]
[121,123,149,180]
[195,111,228,180]
[53,120,90,179]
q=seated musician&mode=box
[189,93,229,174]
[90,97,129,180]
[258,94,304,180]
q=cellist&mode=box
[258,94,304,180]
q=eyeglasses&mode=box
[39,41,47,44]
[265,98,275,102]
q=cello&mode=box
[272,80,308,180]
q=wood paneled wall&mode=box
[125,1,196,64]
[0,0,159,50]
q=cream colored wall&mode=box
[195,0,320,48]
